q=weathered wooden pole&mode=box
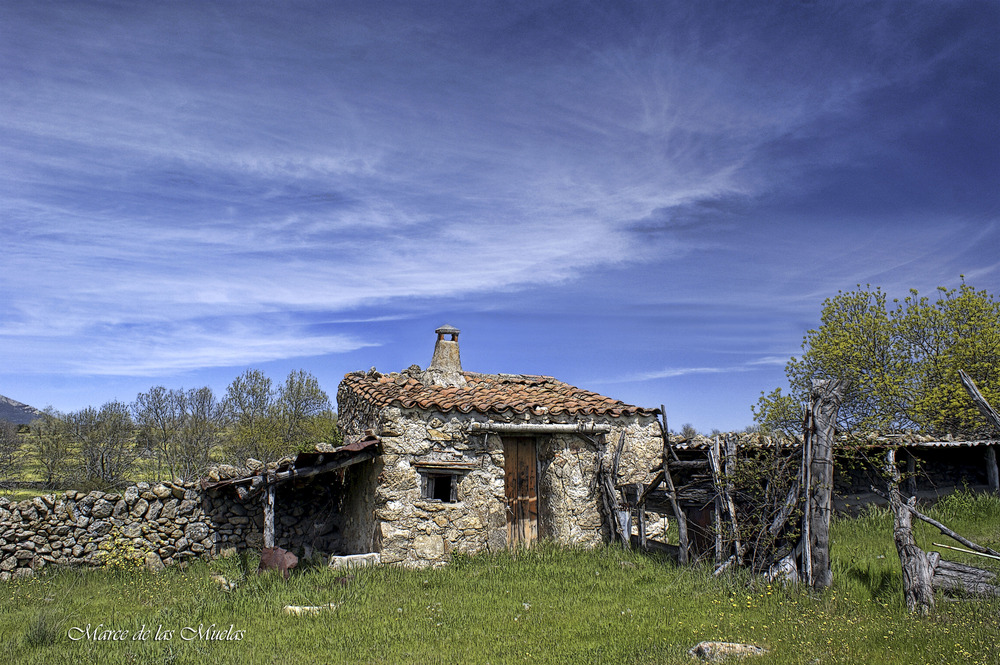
[263,472,276,549]
[711,437,724,563]
[958,370,1000,494]
[805,378,849,590]
[905,448,918,497]
[658,408,690,564]
[986,447,1000,494]
[885,448,935,615]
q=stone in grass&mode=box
[144,551,165,573]
[689,642,768,661]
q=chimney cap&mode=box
[435,324,460,336]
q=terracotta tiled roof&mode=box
[339,370,658,418]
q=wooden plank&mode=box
[657,410,689,564]
[527,438,538,545]
[244,448,380,499]
[905,448,917,498]
[638,504,647,550]
[986,446,999,494]
[665,460,711,470]
[722,435,743,561]
[504,437,538,548]
[263,478,275,549]
[710,437,723,563]
[959,369,1000,432]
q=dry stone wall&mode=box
[0,469,366,580]
[0,481,235,581]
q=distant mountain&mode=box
[0,395,42,425]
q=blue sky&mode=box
[2,0,998,432]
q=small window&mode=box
[421,472,459,503]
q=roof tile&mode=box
[338,370,657,418]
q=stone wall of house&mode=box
[606,416,663,486]
[372,406,505,566]
[537,433,603,546]
[336,376,384,439]
[336,458,383,555]
[367,406,662,567]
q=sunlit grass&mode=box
[1,491,998,664]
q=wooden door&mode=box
[504,437,538,548]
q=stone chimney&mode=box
[423,324,466,387]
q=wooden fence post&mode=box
[264,473,276,549]
[885,448,935,615]
[658,409,689,564]
[804,378,849,590]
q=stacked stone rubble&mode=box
[0,479,266,581]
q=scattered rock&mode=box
[210,573,237,592]
[689,642,768,661]
[283,603,337,616]
[329,553,381,569]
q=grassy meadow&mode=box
[1,490,999,665]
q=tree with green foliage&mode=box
[754,281,1000,436]
[750,388,803,437]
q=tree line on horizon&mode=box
[0,369,339,491]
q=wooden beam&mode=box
[657,410,689,564]
[959,369,1000,432]
[986,446,999,494]
[263,476,275,550]
[244,448,379,499]
[870,485,1000,558]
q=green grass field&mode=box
[2,490,998,665]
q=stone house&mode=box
[335,325,663,566]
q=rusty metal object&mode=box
[258,546,298,580]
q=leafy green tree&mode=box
[756,281,1000,436]
[898,284,1000,435]
[750,388,803,437]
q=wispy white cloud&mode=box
[0,0,997,391]
[602,355,791,384]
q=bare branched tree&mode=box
[0,420,24,490]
